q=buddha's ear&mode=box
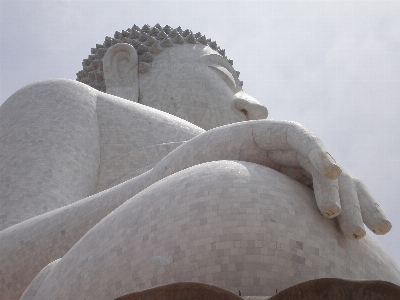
[103,43,139,102]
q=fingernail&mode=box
[374,220,392,235]
[348,226,366,240]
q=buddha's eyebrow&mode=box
[201,54,237,79]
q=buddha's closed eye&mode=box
[208,64,236,92]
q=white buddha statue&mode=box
[0,24,399,300]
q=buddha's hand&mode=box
[252,120,391,239]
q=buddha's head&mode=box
[77,24,267,130]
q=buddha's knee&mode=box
[30,161,307,298]
[32,161,400,299]
[0,79,100,229]
[20,259,61,300]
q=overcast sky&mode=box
[1,1,400,269]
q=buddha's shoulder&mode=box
[1,79,99,113]
[8,78,97,98]
[2,78,204,138]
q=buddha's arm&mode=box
[146,120,391,240]
[0,79,101,230]
[0,118,389,299]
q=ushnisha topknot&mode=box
[76,24,243,92]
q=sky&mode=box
[1,0,400,269]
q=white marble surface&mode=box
[28,161,400,299]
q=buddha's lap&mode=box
[31,160,400,299]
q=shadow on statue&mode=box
[115,279,400,300]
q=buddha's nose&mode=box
[233,92,268,120]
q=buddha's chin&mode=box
[186,108,247,130]
[142,102,246,130]
[195,117,243,131]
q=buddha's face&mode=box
[138,44,267,130]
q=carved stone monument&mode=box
[0,24,399,300]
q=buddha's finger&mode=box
[279,166,313,187]
[297,154,341,218]
[286,122,341,180]
[267,149,300,168]
[314,176,342,218]
[337,172,366,240]
[308,149,342,180]
[252,121,341,179]
[267,150,313,186]
[354,178,392,235]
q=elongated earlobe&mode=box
[103,43,139,102]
